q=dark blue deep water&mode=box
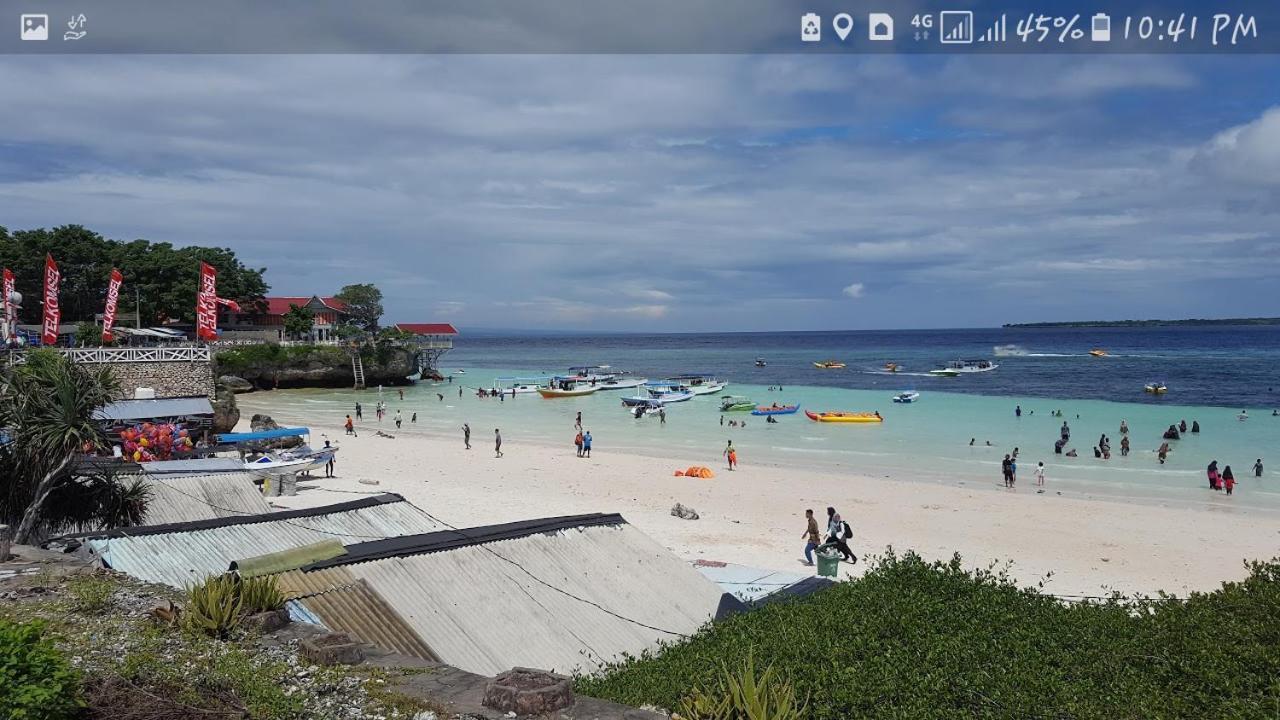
[450,325,1280,409]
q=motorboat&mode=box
[244,456,315,478]
[751,404,799,416]
[719,396,756,412]
[565,365,618,384]
[883,362,902,373]
[892,391,920,403]
[931,360,998,375]
[813,360,846,369]
[645,381,694,403]
[1144,382,1168,394]
[805,411,883,423]
[490,376,551,395]
[1089,349,1108,357]
[596,376,648,391]
[667,374,727,396]
[626,398,665,418]
[537,378,600,398]
[754,358,767,367]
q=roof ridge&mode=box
[300,512,626,571]
[65,493,407,540]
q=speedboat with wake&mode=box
[930,359,998,376]
[892,391,920,403]
[754,358,767,367]
[1089,348,1108,357]
[813,360,846,369]
[1144,382,1168,395]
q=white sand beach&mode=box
[239,392,1280,599]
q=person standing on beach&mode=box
[494,428,503,458]
[355,403,363,421]
[582,431,592,458]
[323,440,335,478]
[344,415,356,436]
[1207,460,1219,489]
[1061,421,1070,441]
[1034,461,1045,491]
[459,386,463,397]
[574,430,583,457]
[395,410,402,429]
[659,408,666,424]
[398,389,404,400]
[463,423,471,449]
[801,509,821,566]
[1254,458,1264,477]
[720,415,724,426]
[1001,455,1012,488]
[724,440,737,471]
[411,412,417,423]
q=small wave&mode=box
[1025,353,1085,358]
[993,344,1028,356]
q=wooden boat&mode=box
[1089,349,1108,357]
[813,360,846,369]
[538,378,599,398]
[805,410,883,423]
[751,404,799,416]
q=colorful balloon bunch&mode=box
[120,422,193,462]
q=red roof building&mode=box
[393,323,458,335]
[223,295,349,342]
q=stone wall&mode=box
[108,360,217,399]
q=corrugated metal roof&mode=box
[140,458,245,474]
[94,396,213,421]
[139,471,272,526]
[277,568,436,660]
[332,522,733,676]
[693,560,832,605]
[86,498,443,589]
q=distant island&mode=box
[1004,318,1280,328]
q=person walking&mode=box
[575,412,583,432]
[344,415,356,436]
[825,507,855,563]
[394,410,402,429]
[724,440,737,471]
[659,408,666,424]
[459,386,463,397]
[1254,458,1264,477]
[1223,465,1236,495]
[494,428,503,458]
[323,440,335,478]
[1120,435,1130,457]
[355,402,363,421]
[398,389,404,400]
[801,509,821,567]
[411,412,417,423]
[582,430,592,458]
[463,423,471,450]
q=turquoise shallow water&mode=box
[254,365,1279,514]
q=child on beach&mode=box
[1034,461,1045,492]
[344,415,356,436]
[1254,458,1264,477]
[1223,466,1236,495]
[724,440,737,471]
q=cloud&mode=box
[842,283,865,299]
[1190,106,1280,185]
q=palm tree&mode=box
[0,349,149,556]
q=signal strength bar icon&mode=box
[977,14,1006,42]
[939,11,973,43]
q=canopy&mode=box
[215,427,310,443]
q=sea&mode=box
[263,326,1280,513]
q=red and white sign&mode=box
[196,262,219,341]
[102,268,123,343]
[2,268,14,341]
[42,254,61,346]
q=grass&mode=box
[576,550,1280,719]
[65,574,115,614]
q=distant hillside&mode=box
[1004,318,1280,329]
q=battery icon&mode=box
[1091,13,1111,41]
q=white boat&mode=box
[667,374,728,396]
[490,376,550,395]
[641,382,695,404]
[931,360,998,375]
[1144,382,1168,395]
[565,365,618,384]
[244,456,315,478]
[892,392,920,404]
[538,378,600,398]
[596,376,648,391]
[754,358,767,367]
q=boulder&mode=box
[211,385,241,435]
[483,668,574,715]
[300,632,365,666]
[218,375,254,393]
[247,414,303,449]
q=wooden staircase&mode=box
[351,352,366,390]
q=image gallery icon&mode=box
[801,13,821,42]
[868,12,894,40]
[21,13,49,41]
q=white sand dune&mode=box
[239,393,1278,599]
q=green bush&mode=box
[0,620,83,720]
[677,654,807,720]
[184,575,243,638]
[66,574,115,614]
[577,551,1280,719]
[238,575,285,615]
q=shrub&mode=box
[238,575,285,615]
[577,551,1280,719]
[0,620,83,720]
[66,574,115,614]
[184,575,243,638]
[677,654,807,720]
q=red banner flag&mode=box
[102,268,124,343]
[2,268,14,341]
[42,254,61,346]
[216,296,242,313]
[196,262,218,341]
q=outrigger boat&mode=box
[626,397,665,418]
[805,410,883,423]
[892,391,920,404]
[645,381,695,403]
[930,359,998,375]
[667,374,728,396]
[489,376,552,395]
[565,365,618,384]
[537,377,600,398]
[719,396,756,412]
[596,376,647,390]
[217,427,338,478]
[813,360,846,369]
[751,404,799,416]
[1144,382,1168,394]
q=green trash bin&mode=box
[815,544,841,578]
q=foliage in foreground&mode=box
[576,551,1280,719]
[185,574,286,638]
[677,654,807,720]
[0,620,83,720]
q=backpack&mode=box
[841,521,852,538]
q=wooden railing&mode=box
[8,346,211,364]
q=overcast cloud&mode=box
[1,54,1278,330]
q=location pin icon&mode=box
[833,13,854,41]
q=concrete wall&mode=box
[108,360,216,399]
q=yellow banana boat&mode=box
[806,410,883,423]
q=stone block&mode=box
[482,667,574,715]
[299,632,365,666]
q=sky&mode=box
[1,54,1278,331]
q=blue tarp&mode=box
[216,427,309,443]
